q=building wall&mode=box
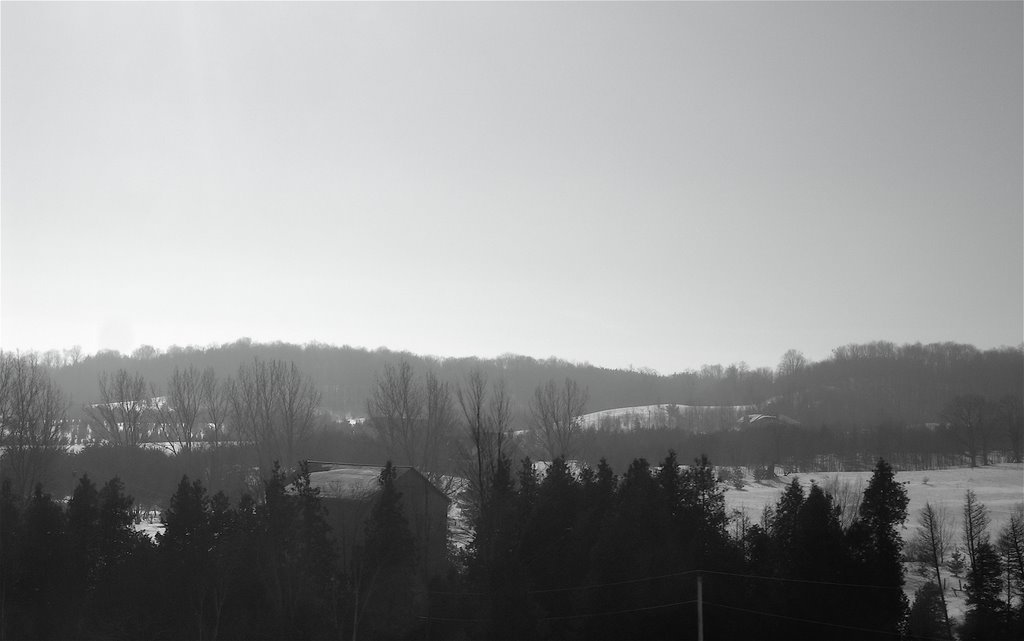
[320,473,449,579]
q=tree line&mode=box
[2,348,1021,518]
[34,338,1024,428]
[4,452,1020,640]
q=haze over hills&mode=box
[40,338,1023,430]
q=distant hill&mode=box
[47,339,1023,430]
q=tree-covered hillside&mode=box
[44,339,1022,430]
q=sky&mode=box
[2,2,1022,375]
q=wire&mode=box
[418,600,698,624]
[418,569,701,597]
[702,601,950,641]
[539,599,697,621]
[699,568,904,590]
[530,569,700,594]
[420,567,901,597]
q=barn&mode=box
[304,461,450,579]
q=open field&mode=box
[724,463,1024,622]
[723,463,1024,535]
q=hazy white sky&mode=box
[2,2,1021,374]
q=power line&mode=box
[540,599,697,622]
[530,569,700,594]
[419,567,901,597]
[702,601,950,641]
[418,599,698,624]
[699,568,904,590]
[417,569,701,597]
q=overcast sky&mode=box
[2,2,1021,374]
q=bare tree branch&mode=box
[530,377,589,460]
[85,369,151,448]
[0,353,70,496]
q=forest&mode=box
[2,455,1022,640]
[1,340,1022,639]
[1,339,1021,506]
[31,339,1024,429]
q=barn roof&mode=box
[304,462,450,503]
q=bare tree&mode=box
[942,394,988,467]
[530,377,589,460]
[915,502,955,639]
[159,365,203,453]
[995,395,1023,463]
[822,475,864,530]
[366,361,458,493]
[776,348,807,378]
[366,361,423,465]
[41,349,64,369]
[423,370,457,483]
[230,358,320,473]
[63,345,83,367]
[85,369,151,447]
[201,368,232,449]
[456,369,512,509]
[275,360,321,467]
[200,368,232,485]
[0,353,69,497]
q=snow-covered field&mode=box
[723,463,1023,535]
[581,403,755,430]
[723,463,1023,622]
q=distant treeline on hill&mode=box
[43,339,1023,428]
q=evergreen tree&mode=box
[906,582,948,641]
[522,456,583,637]
[997,505,1024,637]
[89,477,158,638]
[353,461,416,641]
[947,546,967,578]
[64,475,101,637]
[255,461,338,640]
[159,476,219,639]
[679,454,729,556]
[467,454,534,640]
[849,458,910,639]
[586,457,679,640]
[961,540,1006,641]
[0,479,21,640]
[770,477,805,573]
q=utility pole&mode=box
[697,572,703,641]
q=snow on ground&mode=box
[134,511,165,540]
[581,403,755,428]
[723,463,1023,623]
[723,463,1024,535]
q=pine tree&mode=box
[87,476,157,638]
[353,461,417,641]
[0,480,19,640]
[998,504,1024,635]
[15,486,68,638]
[907,582,948,641]
[64,475,100,637]
[961,540,1006,640]
[680,454,728,556]
[160,476,215,639]
[850,458,910,639]
[947,546,967,578]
